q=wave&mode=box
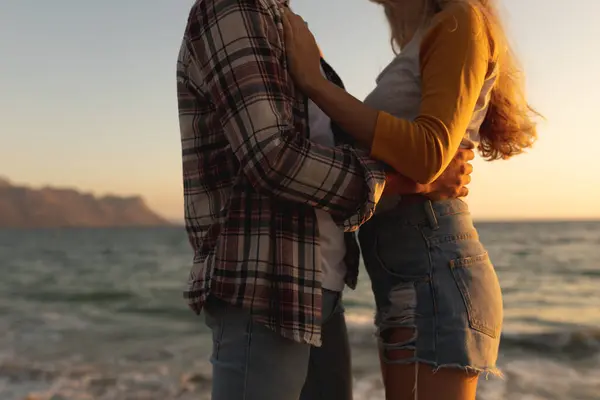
[344,313,600,359]
[501,328,600,358]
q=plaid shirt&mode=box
[177,0,386,346]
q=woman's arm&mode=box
[385,147,474,199]
[283,4,493,184]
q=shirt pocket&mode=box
[450,252,503,338]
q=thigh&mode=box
[383,358,479,400]
[377,327,479,400]
[204,298,311,400]
[300,291,352,400]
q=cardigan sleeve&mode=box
[369,4,494,183]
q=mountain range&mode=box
[0,177,170,228]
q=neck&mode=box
[390,1,429,48]
[399,20,422,47]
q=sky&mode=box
[1,0,599,221]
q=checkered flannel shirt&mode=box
[177,0,386,346]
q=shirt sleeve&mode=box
[369,4,493,184]
[185,0,385,229]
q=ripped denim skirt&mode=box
[358,197,503,375]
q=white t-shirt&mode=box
[307,89,348,292]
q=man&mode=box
[176,0,473,399]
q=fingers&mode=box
[282,8,303,29]
[456,148,475,162]
[462,173,472,186]
[460,140,475,150]
[282,7,293,19]
[281,12,292,42]
[460,164,472,193]
[462,162,473,175]
[281,8,309,48]
[281,8,292,34]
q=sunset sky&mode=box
[1,0,599,220]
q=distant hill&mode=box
[0,177,171,228]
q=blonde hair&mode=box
[373,0,540,161]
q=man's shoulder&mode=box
[188,0,281,15]
[183,0,261,41]
[184,0,281,40]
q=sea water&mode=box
[1,221,599,400]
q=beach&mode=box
[1,221,599,400]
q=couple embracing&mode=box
[176,0,538,399]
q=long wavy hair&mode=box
[372,0,540,161]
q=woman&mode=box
[282,0,538,399]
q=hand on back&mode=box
[425,147,474,200]
[383,148,474,199]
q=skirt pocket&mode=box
[450,252,503,339]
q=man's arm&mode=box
[385,148,474,199]
[185,0,384,227]
[282,5,490,184]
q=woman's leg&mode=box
[381,328,479,400]
[360,200,499,400]
[379,345,388,388]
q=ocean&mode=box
[1,221,599,400]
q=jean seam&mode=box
[424,236,439,363]
[242,314,253,400]
[209,300,227,361]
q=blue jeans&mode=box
[204,289,352,400]
[358,198,502,374]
